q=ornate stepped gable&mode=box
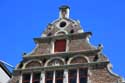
[9,5,123,83]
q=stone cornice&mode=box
[14,61,109,73]
[34,32,92,43]
[23,49,99,60]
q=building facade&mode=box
[0,61,11,83]
[9,6,123,83]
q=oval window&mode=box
[60,21,67,27]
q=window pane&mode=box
[68,69,77,83]
[69,78,76,83]
[56,70,63,78]
[46,80,53,83]
[80,77,87,83]
[22,73,30,83]
[56,70,63,83]
[45,71,53,83]
[56,79,63,83]
[46,71,53,78]
[33,73,41,83]
[79,68,87,83]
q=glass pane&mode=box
[56,79,63,83]
[46,80,53,83]
[56,70,63,78]
[69,69,77,83]
[33,81,40,83]
[79,69,87,83]
[80,77,87,83]
[69,78,76,83]
[46,71,53,78]
[22,73,30,83]
[69,69,77,77]
[46,71,53,83]
[56,70,63,83]
[79,69,87,77]
[33,72,41,83]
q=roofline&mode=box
[0,62,12,78]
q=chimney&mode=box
[59,5,70,19]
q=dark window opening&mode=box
[68,69,77,83]
[32,73,41,83]
[54,39,66,52]
[70,29,74,33]
[60,21,66,27]
[79,68,87,83]
[55,70,64,83]
[45,71,53,83]
[22,73,30,83]
[93,55,99,61]
[47,32,52,36]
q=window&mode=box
[32,73,41,83]
[45,71,53,83]
[22,73,30,83]
[70,29,74,33]
[79,68,87,83]
[55,70,64,83]
[54,39,66,52]
[68,69,77,83]
[60,21,67,27]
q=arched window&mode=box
[54,39,66,52]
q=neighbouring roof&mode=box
[0,61,12,78]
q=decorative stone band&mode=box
[33,32,92,43]
[23,49,100,60]
[13,61,109,73]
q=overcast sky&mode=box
[0,0,124,78]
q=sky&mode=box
[0,0,125,79]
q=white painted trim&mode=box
[41,71,45,83]
[56,19,70,30]
[67,55,89,64]
[19,73,22,83]
[107,63,121,78]
[64,69,68,83]
[44,57,65,67]
[53,71,56,83]
[55,30,68,36]
[30,72,33,83]
[77,68,79,83]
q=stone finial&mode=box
[22,52,27,56]
[97,44,103,51]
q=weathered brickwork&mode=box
[9,5,123,83]
[90,68,121,83]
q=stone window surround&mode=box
[51,30,69,54]
[19,68,90,83]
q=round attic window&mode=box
[60,21,67,27]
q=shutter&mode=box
[54,39,66,52]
